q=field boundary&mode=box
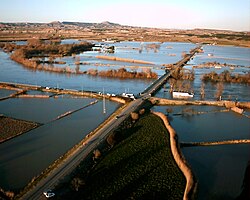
[152,111,196,200]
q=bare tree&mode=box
[215,82,224,100]
[107,133,116,147]
[139,108,145,115]
[130,112,139,121]
[200,82,205,99]
[71,177,85,191]
[93,149,101,160]
[168,78,176,92]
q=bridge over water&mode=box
[141,45,202,96]
[15,45,202,200]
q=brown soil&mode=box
[0,116,40,143]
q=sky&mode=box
[0,0,249,31]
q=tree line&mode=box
[87,67,158,79]
[202,70,250,84]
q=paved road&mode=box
[20,45,201,199]
[21,97,145,199]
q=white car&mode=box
[43,190,55,198]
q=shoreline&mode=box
[153,111,196,200]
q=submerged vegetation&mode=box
[0,39,157,79]
[87,67,158,79]
[8,39,93,72]
[201,70,250,83]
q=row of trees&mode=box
[87,67,158,79]
[0,39,93,56]
[169,78,226,100]
[5,40,158,79]
[169,78,193,93]
[202,70,250,83]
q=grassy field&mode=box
[61,113,185,200]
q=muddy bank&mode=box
[153,111,196,200]
[150,97,250,109]
[0,116,40,143]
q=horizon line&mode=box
[0,20,249,33]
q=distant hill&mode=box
[61,21,122,28]
[0,21,123,29]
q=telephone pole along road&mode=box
[20,45,202,200]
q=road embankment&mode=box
[150,97,250,109]
[96,55,154,65]
[18,94,50,98]
[52,100,98,121]
[0,89,26,101]
[0,82,128,104]
[152,111,196,200]
[181,139,250,147]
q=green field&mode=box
[69,113,185,200]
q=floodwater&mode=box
[0,88,15,98]
[0,97,120,191]
[0,51,151,95]
[0,41,249,195]
[153,105,250,199]
[155,45,250,101]
[0,95,97,123]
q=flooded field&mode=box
[155,45,250,101]
[0,95,120,191]
[0,95,97,123]
[0,88,15,98]
[0,41,249,196]
[153,105,250,199]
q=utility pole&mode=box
[103,88,106,114]
[82,82,83,95]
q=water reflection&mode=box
[183,145,250,200]
[0,100,120,191]
[153,105,250,199]
[0,89,15,98]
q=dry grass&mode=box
[0,116,39,143]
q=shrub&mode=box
[130,112,139,121]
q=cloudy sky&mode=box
[1,0,249,31]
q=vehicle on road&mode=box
[43,190,55,198]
